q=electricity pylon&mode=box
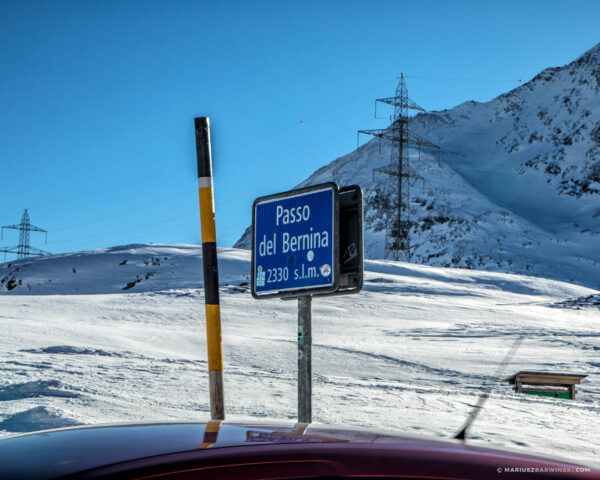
[358,74,440,262]
[1,209,49,260]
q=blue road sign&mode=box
[252,183,339,298]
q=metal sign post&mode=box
[251,182,363,423]
[297,295,312,423]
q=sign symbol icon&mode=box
[307,250,314,262]
[256,266,266,287]
[320,264,331,277]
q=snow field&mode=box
[0,246,599,467]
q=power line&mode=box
[45,119,367,250]
[405,74,523,83]
[30,165,188,213]
[24,77,398,216]
[9,77,408,253]
[51,190,192,233]
[45,159,318,251]
[46,211,197,247]
[224,77,398,152]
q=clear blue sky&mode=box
[1,0,599,259]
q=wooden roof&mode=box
[504,371,588,385]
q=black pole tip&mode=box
[194,117,210,133]
[194,116,213,177]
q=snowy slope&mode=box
[1,245,599,467]
[0,244,249,295]
[235,43,600,289]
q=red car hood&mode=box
[0,421,597,479]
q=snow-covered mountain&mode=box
[236,43,600,289]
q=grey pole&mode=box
[298,295,312,423]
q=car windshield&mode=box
[0,0,599,472]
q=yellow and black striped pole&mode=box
[194,117,225,420]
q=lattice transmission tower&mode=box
[358,74,440,262]
[1,209,49,260]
